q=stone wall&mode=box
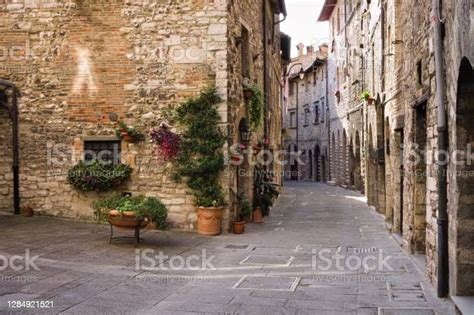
[0,0,285,232]
[319,0,474,296]
[0,0,228,229]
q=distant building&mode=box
[282,43,330,182]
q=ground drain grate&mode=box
[347,246,379,254]
[387,281,426,302]
[233,275,301,291]
[224,244,250,249]
[378,308,434,315]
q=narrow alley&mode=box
[0,182,456,314]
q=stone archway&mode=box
[315,145,321,182]
[451,57,474,295]
[413,101,427,253]
[342,130,348,186]
[308,150,313,181]
[237,118,251,201]
[331,132,336,181]
[0,81,20,215]
[354,131,363,192]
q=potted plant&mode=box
[230,143,246,162]
[361,90,375,104]
[233,195,252,234]
[173,88,227,236]
[253,139,269,154]
[93,194,168,230]
[244,83,264,131]
[115,122,145,143]
[67,160,132,192]
[243,85,254,100]
[253,166,280,223]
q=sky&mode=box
[280,0,330,58]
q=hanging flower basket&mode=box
[150,125,181,161]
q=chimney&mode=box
[307,45,314,55]
[297,43,305,57]
[319,43,329,54]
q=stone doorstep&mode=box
[451,295,474,315]
[378,308,435,315]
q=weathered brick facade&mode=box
[0,0,287,232]
[318,0,474,299]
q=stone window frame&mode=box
[79,136,123,166]
[303,105,310,127]
[289,110,297,128]
[314,101,320,124]
[320,97,326,123]
[240,22,252,80]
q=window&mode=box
[289,82,295,96]
[314,103,320,124]
[313,72,317,86]
[304,107,310,126]
[290,111,296,128]
[241,26,250,78]
[416,60,423,87]
[84,140,121,165]
[320,97,325,122]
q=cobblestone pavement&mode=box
[0,182,456,314]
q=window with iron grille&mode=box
[83,140,121,165]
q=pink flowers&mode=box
[150,125,181,161]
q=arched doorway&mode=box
[288,143,298,181]
[413,101,427,253]
[315,145,321,182]
[237,118,250,204]
[368,125,377,207]
[342,130,347,186]
[0,81,19,215]
[337,130,341,184]
[308,150,313,181]
[452,58,474,295]
[331,133,336,181]
[354,131,362,192]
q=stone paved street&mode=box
[0,182,456,314]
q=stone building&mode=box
[318,0,474,305]
[0,0,289,233]
[282,43,329,182]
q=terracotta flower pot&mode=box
[108,210,147,228]
[122,134,136,143]
[243,89,253,100]
[233,221,245,234]
[196,206,224,236]
[22,206,33,217]
[253,146,262,154]
[231,155,241,162]
[253,207,263,223]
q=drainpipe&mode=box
[263,0,268,149]
[432,0,449,298]
[325,60,330,181]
